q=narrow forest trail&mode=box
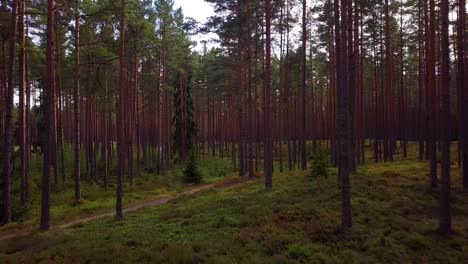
[55,183,215,230]
[0,177,248,242]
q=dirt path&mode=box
[0,183,219,242]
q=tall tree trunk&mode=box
[246,0,254,178]
[237,0,245,176]
[1,0,18,225]
[384,0,394,162]
[439,0,451,235]
[116,0,126,220]
[25,17,31,202]
[428,0,437,187]
[0,34,5,157]
[458,0,467,190]
[300,0,307,170]
[336,0,352,228]
[41,0,55,230]
[348,0,356,171]
[328,0,336,165]
[285,0,292,171]
[418,0,425,161]
[278,1,284,173]
[56,45,65,183]
[398,0,407,158]
[19,0,28,205]
[74,0,81,203]
[264,0,272,189]
[104,67,109,191]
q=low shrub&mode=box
[309,147,330,179]
[183,152,203,184]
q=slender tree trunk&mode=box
[25,18,31,202]
[300,0,307,170]
[19,0,28,205]
[246,0,254,178]
[51,32,59,186]
[439,0,451,235]
[384,0,393,162]
[278,2,284,173]
[428,0,437,187]
[418,0,425,161]
[116,0,126,220]
[328,0,336,165]
[1,0,18,225]
[399,0,407,158]
[104,67,109,191]
[264,0,272,189]
[0,36,5,157]
[41,0,55,230]
[74,0,81,203]
[237,0,245,176]
[56,45,65,183]
[348,0,356,171]
[458,0,467,190]
[336,0,352,228]
[285,0,292,171]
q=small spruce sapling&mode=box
[309,147,330,179]
[183,151,202,184]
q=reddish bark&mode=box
[439,0,451,235]
[116,0,126,220]
[19,0,28,205]
[1,0,18,225]
[74,0,81,203]
[264,0,272,189]
[300,0,307,170]
[40,0,55,230]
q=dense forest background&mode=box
[0,0,466,261]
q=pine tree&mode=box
[264,0,272,189]
[173,70,197,162]
[1,0,18,226]
[74,0,81,204]
[439,0,451,235]
[40,0,56,230]
[116,0,126,220]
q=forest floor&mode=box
[0,153,234,241]
[0,182,226,242]
[0,147,467,263]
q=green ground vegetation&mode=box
[0,144,466,263]
[1,146,233,235]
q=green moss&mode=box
[288,243,327,262]
[199,157,233,180]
